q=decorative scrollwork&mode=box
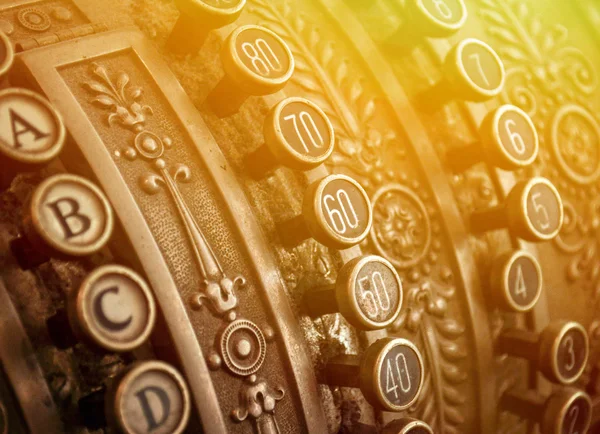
[220,320,267,376]
[85,62,284,429]
[480,0,598,116]
[232,375,285,434]
[370,184,431,269]
[392,268,467,434]
[85,63,152,131]
[553,199,600,301]
[250,0,401,190]
[85,63,247,318]
[550,105,600,185]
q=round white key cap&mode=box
[108,361,191,434]
[0,88,64,164]
[68,265,157,353]
[29,173,114,257]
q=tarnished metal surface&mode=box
[0,0,597,433]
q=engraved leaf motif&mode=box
[394,278,467,432]
[91,94,117,108]
[250,0,373,140]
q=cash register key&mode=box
[501,387,592,434]
[381,417,434,434]
[446,104,539,173]
[11,174,114,269]
[68,265,156,353]
[387,0,468,52]
[323,338,425,412]
[489,250,543,313]
[245,96,335,178]
[277,174,373,249]
[498,321,589,385]
[304,255,403,331]
[207,25,295,117]
[0,31,13,83]
[416,38,505,110]
[0,88,66,189]
[106,361,191,434]
[166,0,246,54]
[470,177,563,242]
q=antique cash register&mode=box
[0,0,597,433]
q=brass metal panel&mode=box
[12,28,327,433]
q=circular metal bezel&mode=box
[336,255,403,330]
[265,97,335,170]
[0,31,14,78]
[542,388,592,434]
[486,104,539,169]
[413,0,468,35]
[30,174,114,256]
[112,361,191,434]
[219,319,267,376]
[543,321,589,385]
[363,338,425,412]
[73,264,157,352]
[382,417,434,434]
[176,0,246,23]
[305,174,373,249]
[223,25,295,95]
[494,250,542,313]
[450,38,505,100]
[515,176,564,242]
[0,88,65,164]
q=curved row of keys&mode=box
[0,5,435,432]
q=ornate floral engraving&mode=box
[480,0,600,304]
[232,375,285,434]
[249,1,468,429]
[479,0,597,117]
[85,63,245,318]
[250,0,403,191]
[392,268,466,434]
[85,63,285,428]
[550,104,600,185]
[553,199,600,300]
[370,184,431,269]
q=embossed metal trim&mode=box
[0,278,63,434]
[315,1,496,430]
[12,30,227,433]
[13,28,329,432]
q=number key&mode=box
[470,177,563,242]
[167,0,246,54]
[416,38,505,111]
[277,174,372,249]
[382,418,434,434]
[387,0,468,52]
[490,250,542,312]
[446,105,539,172]
[304,255,403,330]
[245,97,335,178]
[322,338,424,411]
[498,321,589,385]
[208,25,294,117]
[501,387,591,434]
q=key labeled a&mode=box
[0,88,65,189]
